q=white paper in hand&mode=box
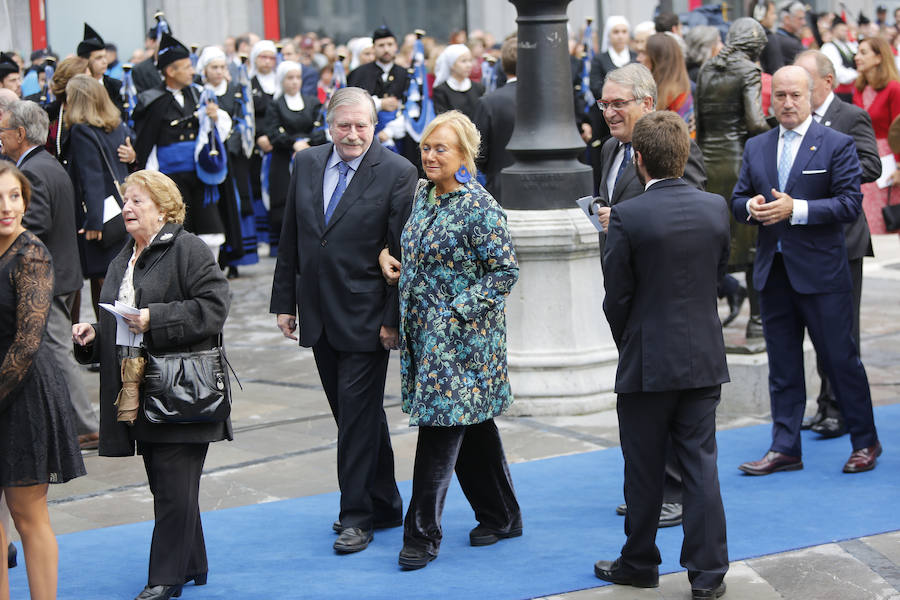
[876,154,897,190]
[102,195,122,224]
[99,301,143,346]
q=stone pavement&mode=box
[29,235,900,599]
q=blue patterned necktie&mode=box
[778,130,798,192]
[614,142,631,189]
[325,161,350,225]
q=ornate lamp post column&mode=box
[502,0,618,415]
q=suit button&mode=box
[321,239,327,247]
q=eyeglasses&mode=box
[597,97,644,111]
[0,126,20,133]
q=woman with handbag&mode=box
[72,170,231,600]
[64,74,135,320]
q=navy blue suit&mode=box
[732,120,878,457]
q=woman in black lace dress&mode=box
[0,162,85,600]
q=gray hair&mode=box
[325,87,377,126]
[6,100,49,146]
[781,1,805,19]
[604,63,658,110]
[0,88,17,113]
[685,25,721,65]
[795,49,836,80]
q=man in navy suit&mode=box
[596,111,730,600]
[733,66,880,476]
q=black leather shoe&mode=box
[134,584,182,600]
[722,286,747,327]
[801,409,826,430]
[745,315,764,339]
[332,517,402,533]
[333,527,373,553]
[469,524,523,546]
[613,503,681,528]
[693,581,726,599]
[398,545,437,570]
[183,573,207,585]
[7,542,15,569]
[594,558,659,587]
[811,416,847,438]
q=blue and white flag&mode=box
[121,65,138,127]
[580,19,595,114]
[236,59,256,159]
[404,34,435,143]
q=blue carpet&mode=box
[11,404,900,599]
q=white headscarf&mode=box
[347,37,373,71]
[250,40,278,94]
[601,16,631,53]
[274,60,303,100]
[197,46,226,81]
[434,44,471,88]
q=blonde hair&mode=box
[420,110,480,176]
[122,171,186,224]
[50,56,89,98]
[64,74,121,132]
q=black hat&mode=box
[77,23,105,58]
[0,52,19,79]
[831,14,846,26]
[156,32,190,71]
[858,11,871,26]
[372,25,395,41]
[30,48,51,62]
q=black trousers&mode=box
[403,419,521,556]
[815,256,864,418]
[312,334,402,529]
[617,386,728,591]
[141,442,209,586]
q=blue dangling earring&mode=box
[454,165,471,184]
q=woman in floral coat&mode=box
[394,110,522,570]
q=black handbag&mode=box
[884,188,900,232]
[142,338,238,424]
[84,128,128,249]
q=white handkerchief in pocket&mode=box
[102,195,122,224]
[801,169,827,175]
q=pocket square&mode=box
[802,169,827,175]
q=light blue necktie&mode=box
[778,130,798,192]
[325,161,349,225]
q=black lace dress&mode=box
[0,231,85,486]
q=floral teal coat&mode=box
[399,178,519,426]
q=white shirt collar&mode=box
[608,47,631,68]
[813,92,835,122]
[209,80,228,96]
[284,91,305,111]
[447,77,472,92]
[327,145,368,172]
[644,177,674,191]
[376,60,393,73]
[779,114,814,140]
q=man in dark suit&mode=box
[776,3,805,67]
[795,50,881,438]
[0,100,98,447]
[734,66,880,476]
[474,36,517,201]
[595,111,730,600]
[593,63,708,529]
[270,87,416,554]
[77,23,126,121]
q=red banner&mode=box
[29,0,47,50]
[263,0,280,40]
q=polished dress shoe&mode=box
[333,527,373,553]
[134,584,182,600]
[183,573,207,586]
[811,416,847,438]
[693,581,726,599]
[7,542,15,568]
[801,409,826,430]
[722,286,747,327]
[398,545,437,570]
[843,442,882,473]
[332,517,402,533]
[614,503,682,528]
[593,558,659,588]
[738,451,802,476]
[745,315,764,339]
[469,524,523,546]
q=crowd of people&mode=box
[0,2,895,599]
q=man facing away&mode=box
[270,87,417,554]
[596,110,730,600]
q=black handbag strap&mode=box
[217,333,242,391]
[84,127,124,205]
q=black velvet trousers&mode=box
[403,419,521,556]
[141,442,209,586]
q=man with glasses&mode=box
[591,63,707,532]
[271,87,416,555]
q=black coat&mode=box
[269,141,417,352]
[75,223,232,456]
[474,80,517,201]
[603,178,731,393]
[19,147,83,296]
[432,81,484,120]
[347,62,409,101]
[103,74,127,122]
[820,96,880,260]
[131,57,162,93]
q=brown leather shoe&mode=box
[738,451,802,476]
[78,432,99,450]
[843,442,882,473]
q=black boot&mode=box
[7,542,15,568]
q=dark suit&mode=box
[270,141,416,529]
[813,97,881,419]
[732,120,878,457]
[603,178,730,589]
[346,62,409,101]
[474,80,517,201]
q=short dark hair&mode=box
[631,111,690,180]
[654,12,680,32]
[501,36,517,77]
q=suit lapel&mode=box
[765,128,780,192]
[323,142,381,233]
[786,122,824,196]
[312,145,330,233]
[612,164,637,205]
